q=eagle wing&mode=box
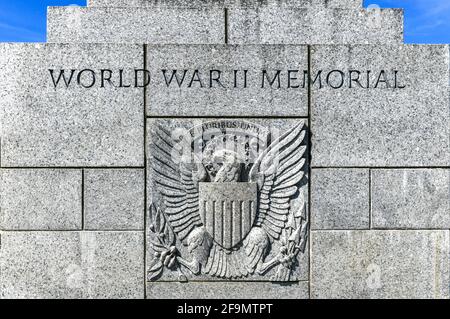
[150,125,207,244]
[249,122,307,240]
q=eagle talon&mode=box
[160,246,179,270]
[280,253,296,268]
[177,257,201,275]
[277,246,297,268]
[257,258,280,275]
[257,246,297,275]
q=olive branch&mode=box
[271,202,309,282]
[147,203,187,282]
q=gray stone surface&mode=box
[0,43,144,167]
[88,0,362,8]
[310,230,450,299]
[47,7,224,44]
[0,169,82,230]
[146,118,309,282]
[84,169,145,230]
[311,45,450,167]
[228,8,403,44]
[311,169,369,230]
[146,45,308,116]
[372,169,450,229]
[0,231,144,299]
[147,281,310,299]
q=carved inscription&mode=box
[49,69,407,89]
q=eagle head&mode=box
[213,149,243,183]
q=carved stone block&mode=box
[146,45,308,117]
[0,169,82,230]
[371,169,450,229]
[311,230,449,299]
[47,6,225,44]
[311,44,450,167]
[0,43,144,167]
[84,169,145,230]
[311,169,369,230]
[0,231,144,299]
[147,281,310,299]
[146,118,309,282]
[88,0,362,8]
[228,8,403,45]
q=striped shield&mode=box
[199,182,257,249]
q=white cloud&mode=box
[0,21,43,41]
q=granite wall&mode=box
[0,0,448,299]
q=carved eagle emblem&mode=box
[148,120,308,281]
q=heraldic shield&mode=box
[199,182,257,249]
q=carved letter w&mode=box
[162,70,188,87]
[49,69,76,88]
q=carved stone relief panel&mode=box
[146,118,309,282]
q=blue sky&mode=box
[0,0,448,43]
